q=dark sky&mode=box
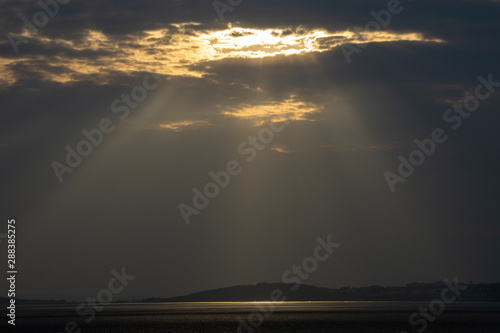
[1,0,499,300]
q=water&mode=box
[6,301,500,332]
[16,300,500,315]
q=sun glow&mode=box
[0,24,444,87]
[205,28,333,58]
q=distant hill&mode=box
[2,281,500,305]
[140,281,500,303]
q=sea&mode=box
[4,301,500,332]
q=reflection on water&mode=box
[18,301,500,317]
[10,302,500,333]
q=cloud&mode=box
[2,0,500,299]
[0,23,444,88]
[157,120,212,131]
[221,95,322,125]
[271,145,293,154]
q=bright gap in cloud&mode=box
[0,24,444,87]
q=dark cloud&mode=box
[1,0,500,300]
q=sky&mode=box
[0,0,499,300]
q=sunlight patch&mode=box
[222,97,321,125]
[271,146,293,154]
[158,120,211,131]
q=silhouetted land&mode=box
[2,281,500,305]
[3,283,500,333]
[140,281,500,303]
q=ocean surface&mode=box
[4,301,500,332]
